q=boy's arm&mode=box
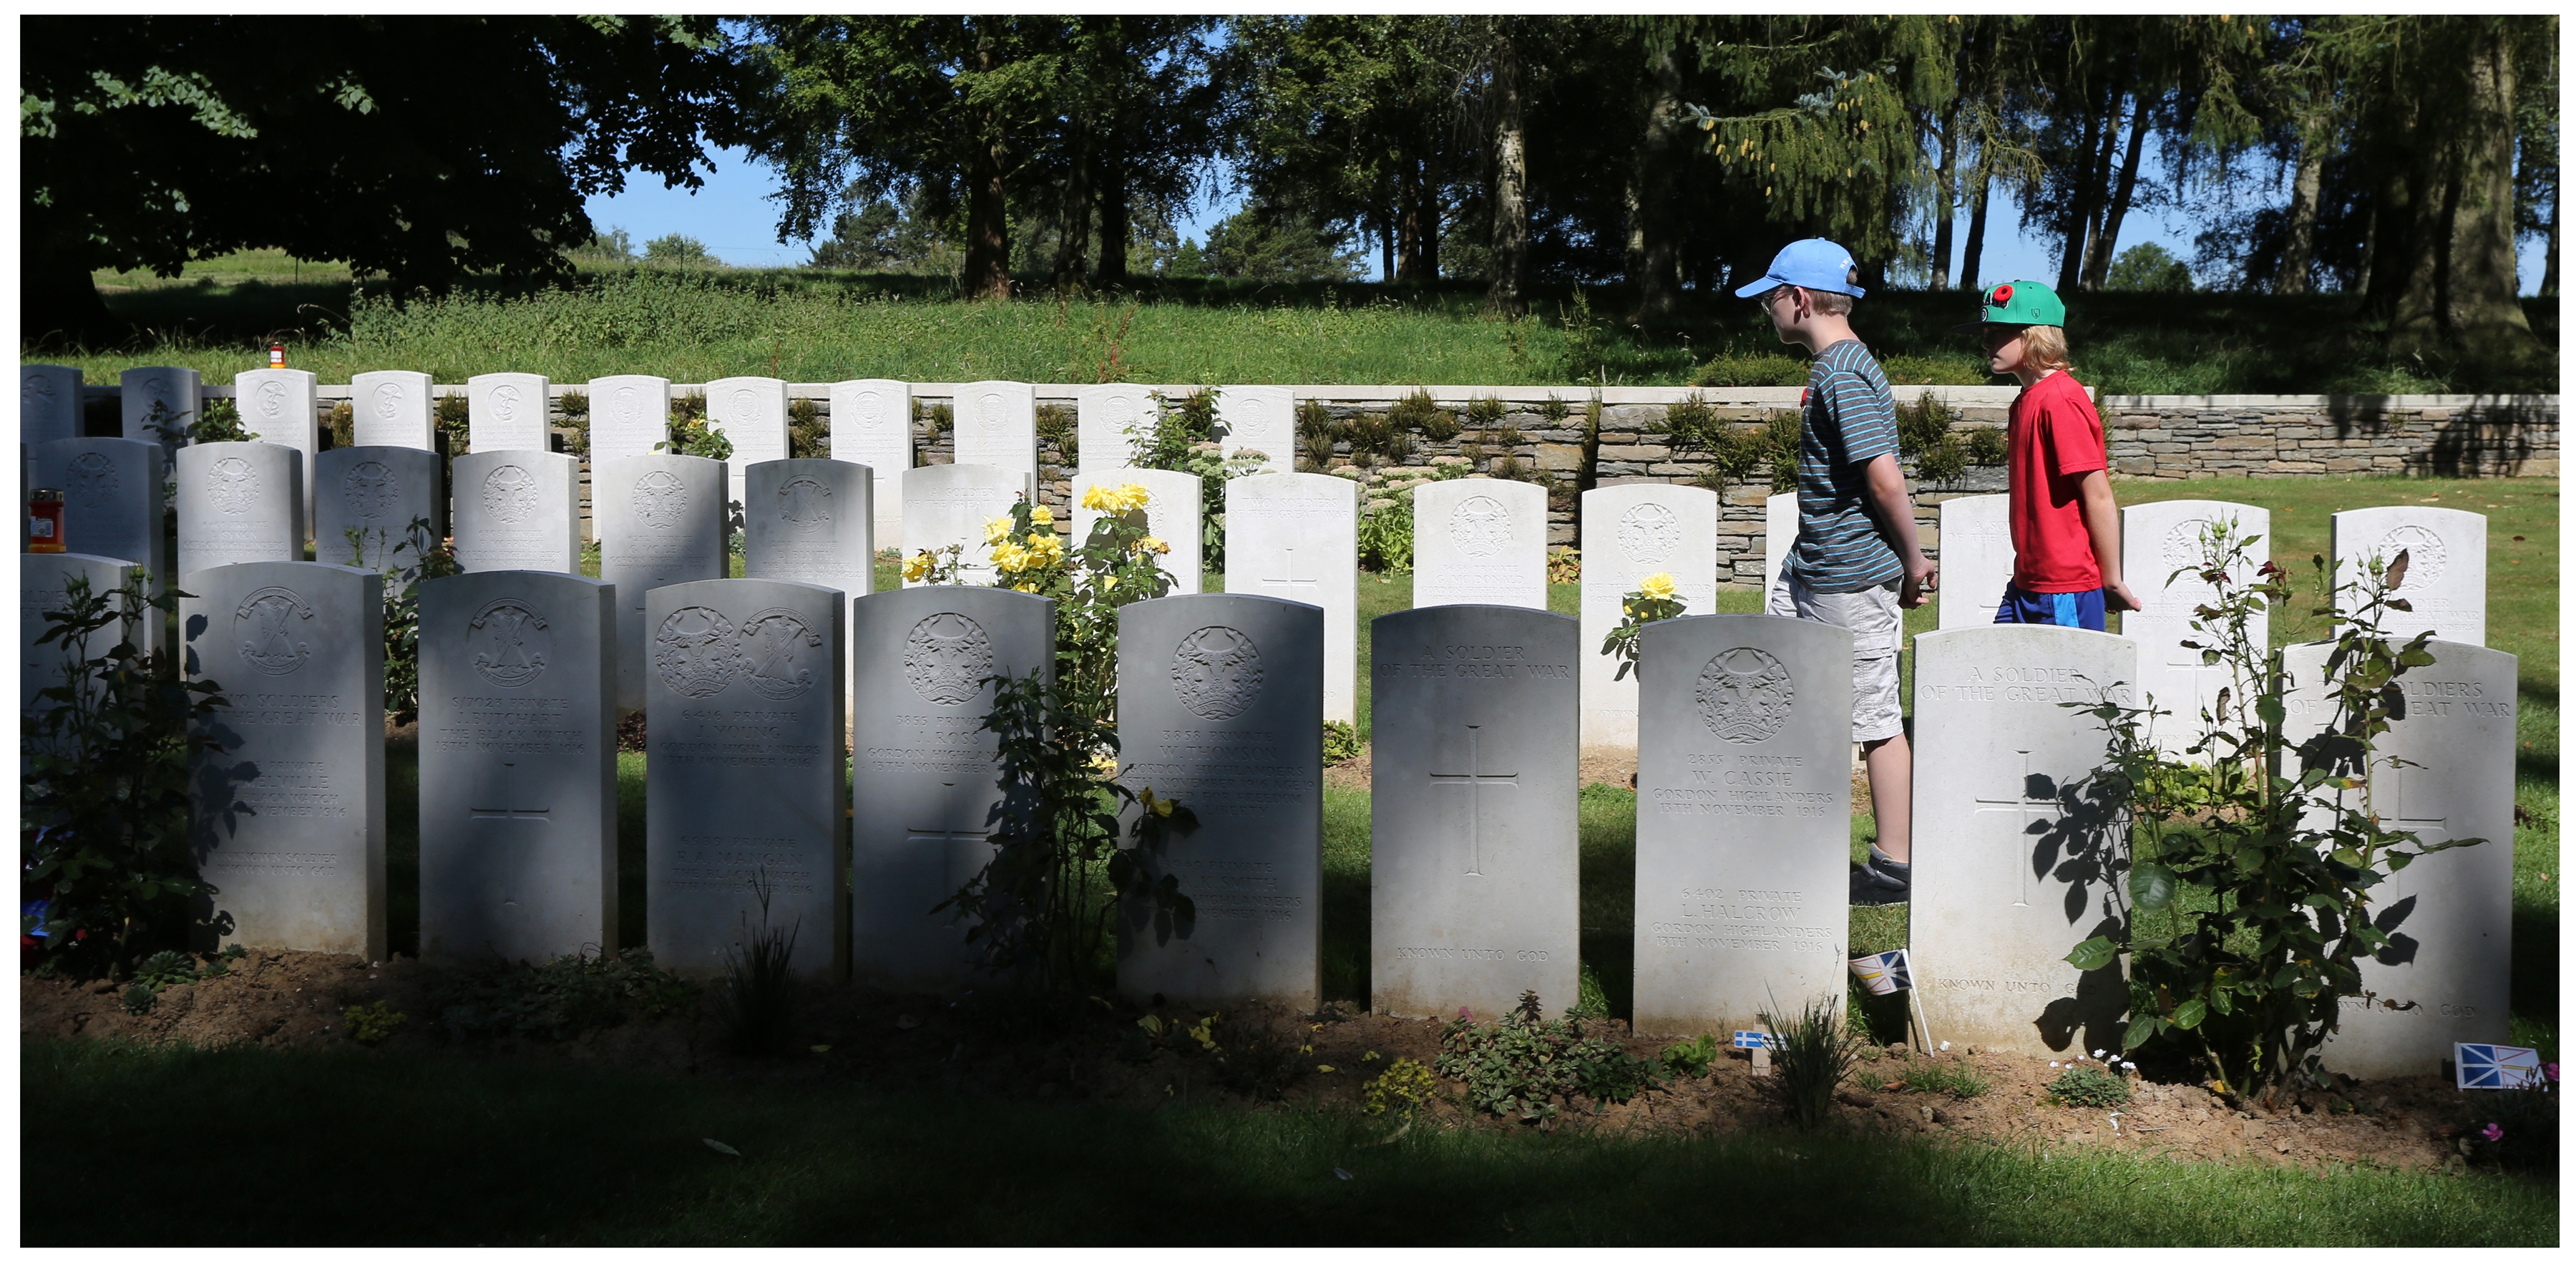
[1862,452,1936,608]
[2076,469,2141,612]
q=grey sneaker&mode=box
[1850,862,1911,907]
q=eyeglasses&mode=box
[1761,286,1796,308]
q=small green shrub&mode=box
[1034,401,1075,459]
[1363,1057,1438,1118]
[1438,990,1658,1122]
[1901,1061,1991,1099]
[1390,388,1455,442]
[132,950,198,989]
[1538,394,1570,424]
[722,885,800,1057]
[122,983,157,1015]
[1662,1033,1722,1078]
[1764,993,1862,1130]
[2047,1063,2132,1109]
[788,396,826,459]
[2454,1083,2560,1172]
[1963,426,2007,467]
[433,393,469,449]
[1691,349,1810,387]
[342,1000,408,1046]
[1466,394,1504,426]
[1322,720,1361,764]
[1568,960,1611,1019]
[324,399,355,449]
[1194,1013,1309,1101]
[430,948,698,1043]
[916,400,953,439]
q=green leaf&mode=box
[2128,862,2177,912]
[2170,998,2207,1029]
[2255,696,2285,726]
[2064,936,2120,972]
[2122,1014,2165,1050]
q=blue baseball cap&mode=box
[1733,238,1865,299]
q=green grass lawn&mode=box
[22,1036,2555,1246]
[46,261,2557,394]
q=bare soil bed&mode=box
[21,948,2487,1176]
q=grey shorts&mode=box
[1768,568,1905,744]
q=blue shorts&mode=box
[1994,583,2107,631]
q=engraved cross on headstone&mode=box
[1260,545,1321,600]
[1973,750,2055,907]
[469,761,551,824]
[1428,724,1517,877]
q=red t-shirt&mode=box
[2006,371,2107,592]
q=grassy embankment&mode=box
[52,250,2561,394]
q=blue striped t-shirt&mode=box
[1789,339,1905,592]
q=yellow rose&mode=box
[983,516,1013,545]
[1638,573,1678,601]
[1030,504,1054,526]
[1080,484,1121,512]
[902,551,933,581]
[992,542,1028,573]
[1117,482,1151,512]
[1137,535,1171,556]
[1098,573,1119,592]
[1087,750,1120,780]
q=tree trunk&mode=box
[1961,157,1994,291]
[2274,129,2323,294]
[1487,22,1529,317]
[1380,212,1396,282]
[2544,184,2560,298]
[1933,99,1959,289]
[2057,89,2107,293]
[1634,47,1684,322]
[1053,117,1095,293]
[1096,143,1129,283]
[2443,20,2539,351]
[1418,177,1441,281]
[2085,90,2156,291]
[962,36,1013,300]
[1396,160,1426,281]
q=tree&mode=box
[1201,203,1368,281]
[2103,242,2195,291]
[20,15,753,344]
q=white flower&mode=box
[1938,1041,1951,1052]
[2049,1061,2062,1068]
[2092,1048,2107,1059]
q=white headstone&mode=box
[418,571,620,963]
[951,381,1038,484]
[2285,638,2516,1078]
[1116,593,1324,1010]
[2122,500,2270,756]
[120,366,200,455]
[1577,482,1719,749]
[1632,613,1854,1035]
[313,447,441,573]
[34,437,164,578]
[744,458,874,601]
[1765,491,1798,605]
[848,586,1055,986]
[1075,382,1158,474]
[350,371,436,450]
[182,561,386,958]
[2332,507,2487,647]
[1226,472,1358,723]
[705,376,789,513]
[645,578,849,980]
[234,369,319,530]
[902,463,1023,588]
[1073,468,1204,595]
[20,365,84,448]
[588,375,672,471]
[175,442,305,577]
[1911,625,2137,1057]
[20,553,133,716]
[469,373,552,453]
[1936,493,2011,628]
[597,454,729,711]
[452,452,584,575]
[1413,479,1547,610]
[1217,386,1294,472]
[1370,605,1579,1018]
[829,379,912,557]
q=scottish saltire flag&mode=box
[1732,1031,1777,1050]
[2455,1043,2545,1090]
[1849,948,1913,996]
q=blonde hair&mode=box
[2022,324,2073,374]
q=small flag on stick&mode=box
[1849,948,1913,996]
[2455,1043,2545,1090]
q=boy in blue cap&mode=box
[1738,238,1936,907]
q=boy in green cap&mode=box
[1967,281,2139,629]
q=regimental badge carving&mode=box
[490,383,523,424]
[144,376,174,404]
[254,380,286,420]
[469,598,551,688]
[978,392,1008,432]
[904,612,992,706]
[207,457,260,516]
[343,461,400,521]
[235,586,316,676]
[1618,502,1680,565]
[2374,525,2449,586]
[741,607,823,701]
[613,385,644,425]
[483,464,538,524]
[1450,495,1513,558]
[779,476,833,535]
[2160,517,2220,574]
[654,605,741,698]
[372,382,404,420]
[1697,646,1795,744]
[633,469,688,530]
[728,388,758,425]
[23,375,56,412]
[67,452,117,508]
[1171,625,1262,720]
[852,390,887,429]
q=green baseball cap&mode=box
[1955,280,2065,333]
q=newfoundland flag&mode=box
[2455,1043,2545,1090]
[1848,948,1913,997]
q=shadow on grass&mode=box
[22,1037,2556,1246]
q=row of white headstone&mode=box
[25,549,2503,1080]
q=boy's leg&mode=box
[1786,577,1912,903]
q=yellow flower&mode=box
[1098,573,1118,592]
[1030,503,1054,526]
[1087,750,1120,780]
[992,542,1028,573]
[1028,533,1065,564]
[1116,482,1151,512]
[902,551,933,582]
[1085,482,1148,513]
[1638,572,1677,601]
[1136,535,1171,556]
[1079,484,1123,512]
[1013,582,1036,593]
[983,515,1013,545]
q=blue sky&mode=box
[586,145,2546,294]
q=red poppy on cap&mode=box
[1991,283,2014,305]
